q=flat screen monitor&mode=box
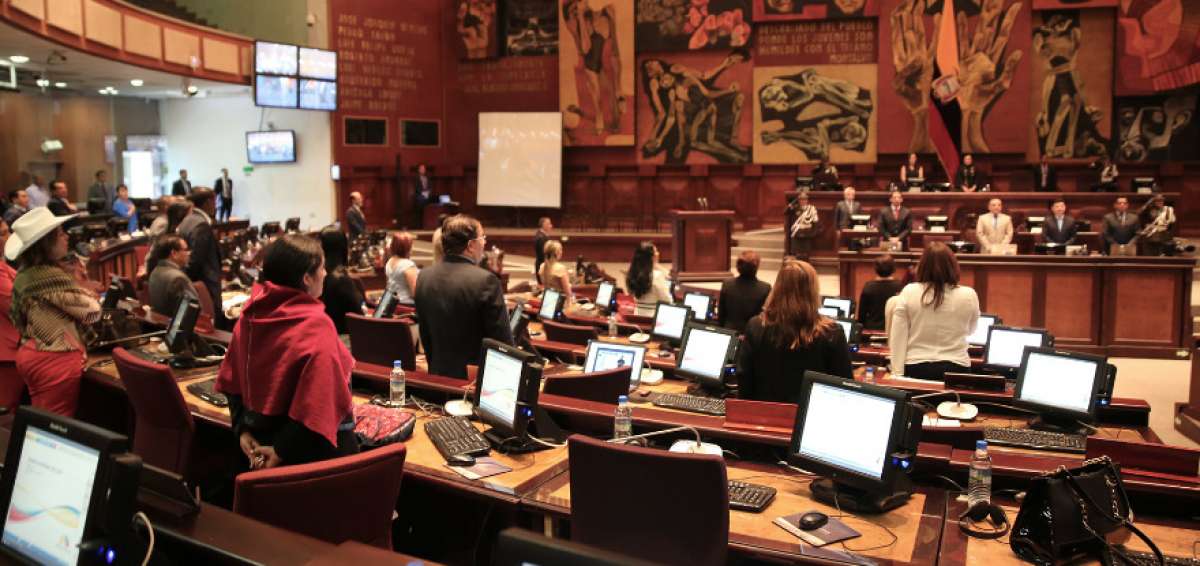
[675,323,738,388]
[0,60,15,91]
[539,289,563,320]
[165,298,200,354]
[101,275,123,310]
[255,41,298,75]
[926,215,949,230]
[651,302,690,343]
[246,131,296,164]
[0,407,127,566]
[966,314,1001,347]
[508,301,526,335]
[584,340,645,381]
[906,177,925,190]
[821,296,853,319]
[474,340,540,439]
[594,281,615,311]
[298,47,337,80]
[298,79,337,111]
[985,326,1052,370]
[1014,347,1107,427]
[254,75,298,109]
[849,214,872,228]
[835,318,862,345]
[818,306,839,318]
[682,292,712,321]
[374,289,396,319]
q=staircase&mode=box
[731,227,787,272]
[126,0,212,28]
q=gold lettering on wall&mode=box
[755,19,877,66]
[335,13,431,113]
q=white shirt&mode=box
[888,283,980,373]
[26,184,48,208]
[634,269,673,315]
[384,257,418,305]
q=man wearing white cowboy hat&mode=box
[6,207,101,416]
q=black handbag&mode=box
[1010,456,1164,565]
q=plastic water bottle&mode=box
[389,361,406,407]
[864,366,876,384]
[614,395,632,439]
[607,314,618,338]
[967,440,992,507]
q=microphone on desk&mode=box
[911,390,979,421]
[609,426,724,457]
[444,385,475,417]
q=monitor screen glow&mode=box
[652,304,689,340]
[298,47,337,80]
[246,131,296,164]
[478,347,523,428]
[584,342,645,375]
[298,79,337,111]
[255,75,298,108]
[967,315,998,346]
[986,328,1046,368]
[1017,351,1100,415]
[255,41,298,75]
[539,289,561,319]
[796,382,896,479]
[678,327,733,380]
[818,306,839,318]
[836,320,853,343]
[594,282,614,308]
[683,293,711,320]
[822,297,852,318]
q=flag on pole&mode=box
[929,0,964,184]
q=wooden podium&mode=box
[670,210,733,281]
[1177,335,1200,444]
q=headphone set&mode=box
[958,501,1010,539]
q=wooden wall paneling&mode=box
[123,15,162,60]
[47,0,83,34]
[1042,268,1099,345]
[1105,268,1181,348]
[979,267,1035,327]
[84,0,121,48]
[652,168,689,230]
[741,165,763,230]
[10,0,45,19]
[201,36,239,75]
[605,168,641,231]
[706,167,741,215]
[162,26,200,68]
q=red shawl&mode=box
[216,282,353,446]
[0,262,19,362]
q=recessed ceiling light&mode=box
[55,82,66,88]
[98,89,109,95]
[9,55,29,64]
[130,79,143,87]
[108,89,119,95]
[35,78,49,88]
[186,85,198,94]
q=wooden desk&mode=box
[87,236,148,283]
[839,251,1195,358]
[523,461,947,565]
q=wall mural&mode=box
[637,49,753,164]
[1116,1,1200,96]
[457,0,500,60]
[752,64,878,164]
[560,0,636,146]
[1115,87,1200,162]
[754,0,879,21]
[1032,0,1115,8]
[1029,10,1112,160]
[504,0,559,56]
[635,0,752,52]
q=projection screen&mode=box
[477,112,563,208]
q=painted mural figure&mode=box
[1117,93,1196,162]
[458,0,497,59]
[641,49,751,163]
[1033,14,1108,158]
[565,0,625,136]
[757,69,873,161]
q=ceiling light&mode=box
[130,79,143,87]
[54,82,66,88]
[108,89,119,95]
[98,89,109,95]
[186,85,198,94]
[9,55,28,64]
[35,78,50,88]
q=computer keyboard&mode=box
[424,417,491,461]
[185,379,228,407]
[728,480,777,513]
[983,427,1086,453]
[652,393,726,416]
[1110,547,1200,566]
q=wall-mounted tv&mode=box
[299,79,336,111]
[254,42,337,111]
[255,41,298,75]
[299,47,337,81]
[246,130,296,164]
[0,60,15,91]
[255,75,298,109]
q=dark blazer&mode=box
[177,210,224,327]
[1032,164,1057,192]
[878,206,912,241]
[214,177,233,200]
[857,279,905,331]
[148,259,199,316]
[1041,215,1078,245]
[717,275,771,333]
[346,205,366,240]
[834,200,863,229]
[171,179,192,196]
[954,166,983,191]
[736,317,853,404]
[414,255,513,379]
[1102,211,1139,251]
[321,269,364,334]
[47,197,74,217]
[533,229,550,281]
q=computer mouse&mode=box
[636,389,652,398]
[799,512,828,531]
[447,454,476,467]
[656,350,673,359]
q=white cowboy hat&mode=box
[5,207,77,261]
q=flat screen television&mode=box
[255,41,298,75]
[299,47,337,80]
[255,75,298,109]
[299,79,337,111]
[246,131,297,164]
[0,60,15,91]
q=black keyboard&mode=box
[652,393,726,416]
[185,379,228,407]
[1111,547,1200,566]
[983,427,1086,453]
[425,417,491,461]
[729,480,776,513]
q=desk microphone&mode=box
[911,390,979,421]
[444,384,475,417]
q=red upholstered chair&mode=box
[0,363,25,413]
[568,435,728,566]
[541,320,600,346]
[233,443,407,549]
[192,280,215,320]
[543,367,632,405]
[345,313,417,371]
[111,347,195,478]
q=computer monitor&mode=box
[1132,177,1157,193]
[906,177,925,191]
[101,275,124,311]
[788,372,917,513]
[165,298,201,355]
[849,214,872,230]
[682,292,712,321]
[374,288,397,319]
[1026,216,1046,233]
[821,296,853,319]
[584,340,644,389]
[984,325,1052,373]
[538,289,564,321]
[966,314,1001,347]
[1013,347,1107,434]
[835,318,863,345]
[594,281,616,314]
[474,340,555,451]
[925,215,949,232]
[509,301,528,336]
[650,302,690,347]
[0,407,133,566]
[438,194,453,205]
[818,306,840,318]
[675,323,738,392]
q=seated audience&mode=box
[626,241,673,315]
[1042,198,1078,245]
[111,184,138,233]
[317,228,364,337]
[1102,197,1139,254]
[414,215,512,379]
[3,189,28,226]
[539,240,573,300]
[975,198,1013,253]
[737,259,852,403]
[47,181,78,216]
[147,235,198,316]
[857,254,905,331]
[384,231,419,306]
[888,242,980,381]
[216,234,358,468]
[0,219,21,411]
[717,251,771,333]
[1138,194,1176,256]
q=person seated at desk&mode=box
[1042,198,1078,245]
[954,154,984,192]
[147,235,198,316]
[1033,154,1058,192]
[812,159,839,188]
[384,231,419,307]
[888,242,980,381]
[857,254,904,331]
[1102,197,1140,254]
[718,251,771,333]
[878,190,912,246]
[3,189,28,227]
[217,234,359,469]
[788,191,819,261]
[0,219,22,411]
[900,152,924,185]
[737,259,852,404]
[7,208,101,416]
[975,198,1014,253]
[111,184,138,234]
[1138,194,1176,256]
[1093,155,1119,192]
[415,214,512,379]
[317,228,364,339]
[626,241,672,315]
[833,186,862,230]
[539,240,573,301]
[47,181,78,216]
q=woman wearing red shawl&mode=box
[0,218,24,411]
[216,234,358,468]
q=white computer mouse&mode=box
[628,333,651,343]
[669,440,724,457]
[444,399,474,417]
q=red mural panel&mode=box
[1116,2,1200,96]
[445,55,559,164]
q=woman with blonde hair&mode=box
[737,259,851,403]
[888,241,979,380]
[538,240,573,300]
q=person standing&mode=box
[1032,154,1057,192]
[25,175,48,209]
[1041,199,1078,245]
[626,241,672,315]
[788,191,819,261]
[955,154,981,192]
[833,186,862,230]
[214,168,234,223]
[533,217,553,283]
[718,251,771,333]
[171,169,192,196]
[539,240,573,301]
[857,254,905,331]
[888,242,980,381]
[345,191,367,241]
[177,189,226,328]
[1101,197,1139,254]
[878,190,912,247]
[385,232,419,306]
[412,164,434,228]
[317,229,365,338]
[1138,194,1176,256]
[899,152,924,185]
[87,170,115,211]
[47,181,78,216]
[111,185,139,233]
[975,198,1013,253]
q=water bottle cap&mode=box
[976,440,988,450]
[618,395,628,403]
[392,360,403,368]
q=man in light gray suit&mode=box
[833,186,862,230]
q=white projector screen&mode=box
[477,112,562,208]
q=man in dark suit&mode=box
[533,216,553,283]
[171,169,192,196]
[877,190,912,245]
[414,214,513,379]
[412,163,433,227]
[214,168,233,222]
[1101,197,1139,254]
[86,170,115,212]
[1032,154,1057,192]
[718,251,771,333]
[176,189,227,328]
[1041,198,1078,245]
[147,235,198,316]
[47,181,78,216]
[346,191,367,240]
[833,186,863,230]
